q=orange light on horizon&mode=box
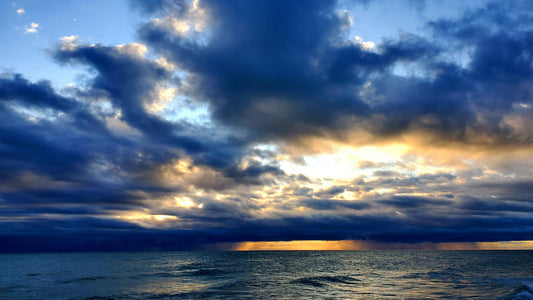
[234,240,365,251]
[232,240,533,251]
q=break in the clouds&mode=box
[1,0,532,251]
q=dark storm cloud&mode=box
[0,71,187,201]
[0,102,162,220]
[138,0,420,141]
[411,1,533,144]
[1,190,532,252]
[137,0,533,146]
[466,180,533,203]
[366,69,475,140]
[52,43,283,181]
[0,73,105,132]
[298,199,370,211]
[0,79,107,181]
[480,181,533,195]
[457,196,533,214]
[0,74,76,111]
[2,0,533,252]
[0,43,283,246]
[53,44,203,150]
[378,196,452,209]
[0,185,146,207]
[313,185,346,198]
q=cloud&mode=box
[24,22,39,34]
[1,0,533,251]
[137,0,374,142]
[0,36,284,249]
[135,0,533,148]
[16,8,25,15]
[0,74,76,110]
[58,35,81,51]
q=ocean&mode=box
[0,251,532,299]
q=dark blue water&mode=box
[0,251,532,299]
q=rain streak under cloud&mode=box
[0,0,533,251]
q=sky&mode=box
[1,0,533,252]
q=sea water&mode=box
[0,251,532,299]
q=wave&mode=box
[58,275,110,284]
[130,267,225,279]
[291,275,361,287]
[147,271,180,278]
[128,271,182,279]
[177,262,209,270]
[499,283,533,300]
[191,268,225,276]
[402,271,463,280]
[82,290,220,300]
[0,285,24,293]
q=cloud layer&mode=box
[1,0,532,251]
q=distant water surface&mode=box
[0,251,532,299]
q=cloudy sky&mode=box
[1,0,533,251]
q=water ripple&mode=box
[291,275,361,287]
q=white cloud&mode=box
[145,86,177,113]
[58,35,80,50]
[337,9,353,30]
[151,0,208,37]
[24,22,39,34]
[153,17,191,35]
[354,36,375,50]
[115,43,148,58]
[16,8,25,15]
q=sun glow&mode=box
[114,213,179,228]
[175,196,203,209]
[233,240,533,251]
[116,213,177,221]
[234,240,363,251]
[279,144,410,179]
